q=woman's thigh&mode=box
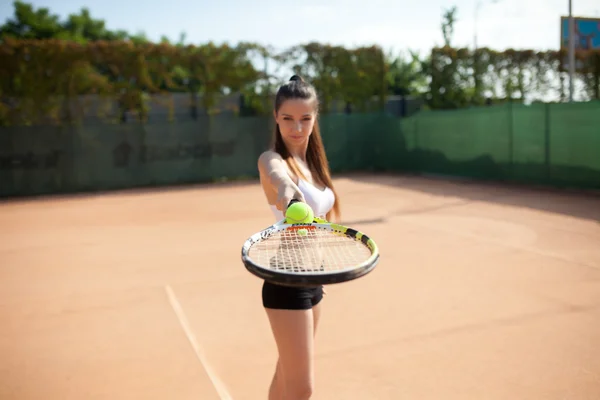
[265,307,315,388]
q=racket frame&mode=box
[241,218,380,287]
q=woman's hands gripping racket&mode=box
[241,200,380,287]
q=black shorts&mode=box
[262,280,324,310]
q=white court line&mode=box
[165,285,233,400]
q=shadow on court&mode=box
[319,300,600,359]
[0,179,259,205]
[344,172,600,222]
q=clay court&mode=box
[1,173,599,400]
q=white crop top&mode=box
[270,178,335,221]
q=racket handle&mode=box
[287,199,301,208]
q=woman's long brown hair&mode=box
[272,75,341,222]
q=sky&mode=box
[1,0,600,59]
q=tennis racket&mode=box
[241,200,380,287]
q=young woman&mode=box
[257,75,341,400]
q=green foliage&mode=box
[0,1,139,43]
[386,50,429,96]
[279,42,387,113]
[441,6,458,47]
[429,46,600,109]
[0,40,387,125]
[0,38,265,125]
[1,0,599,126]
[0,1,386,124]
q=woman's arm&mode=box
[258,150,305,212]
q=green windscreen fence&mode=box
[1,101,599,198]
[386,101,600,189]
[0,116,272,197]
[395,105,512,178]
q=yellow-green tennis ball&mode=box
[285,202,314,224]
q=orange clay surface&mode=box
[1,173,600,400]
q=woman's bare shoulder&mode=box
[258,150,282,164]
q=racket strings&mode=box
[249,227,372,273]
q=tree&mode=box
[0,1,143,43]
[429,6,472,109]
[441,6,458,47]
[386,50,428,96]
[0,1,63,39]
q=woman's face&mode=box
[274,98,316,147]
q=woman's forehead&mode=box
[278,98,316,115]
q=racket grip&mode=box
[287,199,301,208]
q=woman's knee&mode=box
[273,362,314,399]
[282,376,314,399]
[268,323,315,397]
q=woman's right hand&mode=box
[276,181,305,213]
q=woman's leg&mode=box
[266,308,315,400]
[267,303,322,400]
[268,358,282,400]
[263,283,325,399]
[312,290,324,336]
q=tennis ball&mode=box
[285,202,314,224]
